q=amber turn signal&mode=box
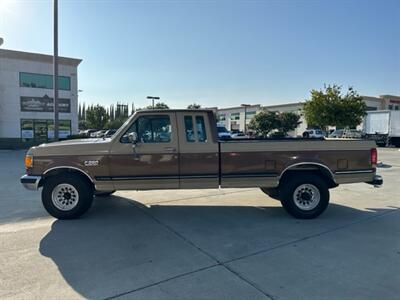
[25,155,33,169]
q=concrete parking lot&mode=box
[0,148,399,299]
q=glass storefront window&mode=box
[21,120,34,140]
[20,119,71,141]
[20,72,71,91]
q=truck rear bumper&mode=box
[366,175,383,188]
[20,175,41,190]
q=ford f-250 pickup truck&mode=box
[21,109,382,220]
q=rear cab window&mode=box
[184,115,207,143]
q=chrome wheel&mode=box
[293,184,320,211]
[51,183,79,211]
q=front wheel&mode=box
[41,174,94,219]
[279,174,329,219]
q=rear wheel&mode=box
[279,174,329,219]
[42,174,94,219]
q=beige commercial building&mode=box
[0,49,81,148]
[215,95,400,136]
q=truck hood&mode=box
[28,138,112,156]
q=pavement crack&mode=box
[103,264,218,300]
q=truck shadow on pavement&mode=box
[39,195,397,299]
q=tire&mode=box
[260,187,280,200]
[303,132,310,138]
[95,190,116,197]
[279,174,329,219]
[41,174,94,219]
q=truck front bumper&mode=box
[20,175,41,190]
[367,175,383,188]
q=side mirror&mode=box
[128,132,138,145]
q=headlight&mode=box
[25,155,33,169]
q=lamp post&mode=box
[53,0,59,140]
[241,104,251,134]
[147,96,160,109]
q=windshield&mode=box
[217,126,228,133]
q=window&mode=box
[245,111,256,119]
[184,116,195,142]
[20,119,71,140]
[122,115,171,143]
[230,113,240,120]
[218,114,226,121]
[196,116,207,142]
[388,105,393,110]
[395,106,399,111]
[20,72,71,91]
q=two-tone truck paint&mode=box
[21,109,382,219]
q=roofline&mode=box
[263,101,304,108]
[137,109,215,113]
[379,94,400,99]
[216,104,262,111]
[0,49,82,67]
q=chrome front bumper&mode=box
[20,175,41,190]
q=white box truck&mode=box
[363,110,400,146]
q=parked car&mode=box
[329,129,344,138]
[104,129,117,138]
[81,129,97,138]
[302,129,325,138]
[231,132,248,139]
[94,130,106,138]
[21,109,382,220]
[217,124,231,140]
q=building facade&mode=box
[215,95,400,136]
[216,104,261,132]
[0,49,81,148]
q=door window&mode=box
[122,115,171,143]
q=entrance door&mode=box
[34,120,48,142]
[109,112,179,190]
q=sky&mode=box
[0,0,399,109]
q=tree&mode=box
[277,112,301,135]
[187,103,201,109]
[145,102,169,110]
[86,104,109,129]
[248,109,279,137]
[303,85,366,129]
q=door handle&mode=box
[164,147,176,152]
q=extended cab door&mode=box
[177,111,219,188]
[109,111,179,190]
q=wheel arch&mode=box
[279,162,337,188]
[40,166,94,190]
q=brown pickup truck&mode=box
[21,109,382,220]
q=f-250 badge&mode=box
[84,160,99,167]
